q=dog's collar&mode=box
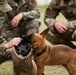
[33,45,46,57]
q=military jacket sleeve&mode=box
[0,16,6,51]
[0,36,7,52]
[22,0,40,20]
[44,0,60,28]
[66,20,76,40]
[66,20,76,29]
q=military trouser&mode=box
[0,37,12,64]
[0,19,40,64]
[46,29,76,49]
[0,49,12,64]
[0,17,12,64]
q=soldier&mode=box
[44,0,76,49]
[0,0,40,64]
[0,0,22,64]
[4,0,41,41]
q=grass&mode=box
[0,6,70,75]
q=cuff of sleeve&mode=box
[45,18,56,26]
[67,21,76,32]
[46,18,57,32]
[22,12,30,20]
[67,20,76,29]
[72,30,76,40]
[67,21,73,28]
[0,44,7,52]
[44,18,57,32]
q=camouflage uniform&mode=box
[3,0,40,41]
[0,0,40,64]
[44,0,76,48]
[0,0,12,64]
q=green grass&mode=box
[0,6,69,75]
[39,6,47,33]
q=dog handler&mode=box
[4,0,41,41]
[0,0,40,64]
[0,0,22,64]
[44,0,76,49]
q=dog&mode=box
[29,28,76,75]
[10,36,37,75]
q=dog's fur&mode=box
[11,48,37,75]
[30,28,76,75]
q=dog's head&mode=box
[30,28,49,53]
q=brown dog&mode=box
[11,44,37,75]
[30,28,76,75]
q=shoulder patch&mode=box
[45,8,51,15]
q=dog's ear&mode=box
[40,28,49,38]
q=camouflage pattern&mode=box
[0,36,12,64]
[0,0,40,64]
[44,0,76,48]
[0,0,12,12]
[0,18,12,64]
[3,0,40,41]
[0,0,12,64]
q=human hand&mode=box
[54,21,67,33]
[11,13,23,27]
[5,37,22,48]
